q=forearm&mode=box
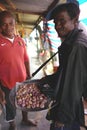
[0,87,5,105]
[24,61,31,79]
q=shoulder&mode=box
[69,30,87,56]
[75,30,87,48]
[15,35,24,41]
[15,35,26,46]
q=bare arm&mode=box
[24,61,31,79]
[0,88,5,105]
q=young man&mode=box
[40,2,87,130]
[0,11,37,130]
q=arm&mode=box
[23,39,31,79]
[0,88,5,105]
[24,60,31,79]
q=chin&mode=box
[58,34,65,38]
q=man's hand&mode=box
[0,88,6,105]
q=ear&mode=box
[73,15,79,27]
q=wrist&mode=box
[26,75,31,80]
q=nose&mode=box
[56,20,62,26]
[4,23,12,29]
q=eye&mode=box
[1,23,6,26]
[54,18,66,25]
[59,18,66,24]
[9,22,14,26]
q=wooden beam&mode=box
[43,0,59,17]
[8,8,43,16]
[5,0,16,9]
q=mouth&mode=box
[57,29,65,35]
[6,30,14,35]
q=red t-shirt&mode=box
[0,35,29,89]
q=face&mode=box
[0,16,15,38]
[54,11,76,40]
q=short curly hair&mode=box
[50,3,80,20]
[0,11,15,26]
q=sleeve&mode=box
[73,43,87,99]
[62,43,87,101]
[54,43,87,124]
[80,45,87,99]
[39,70,60,89]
